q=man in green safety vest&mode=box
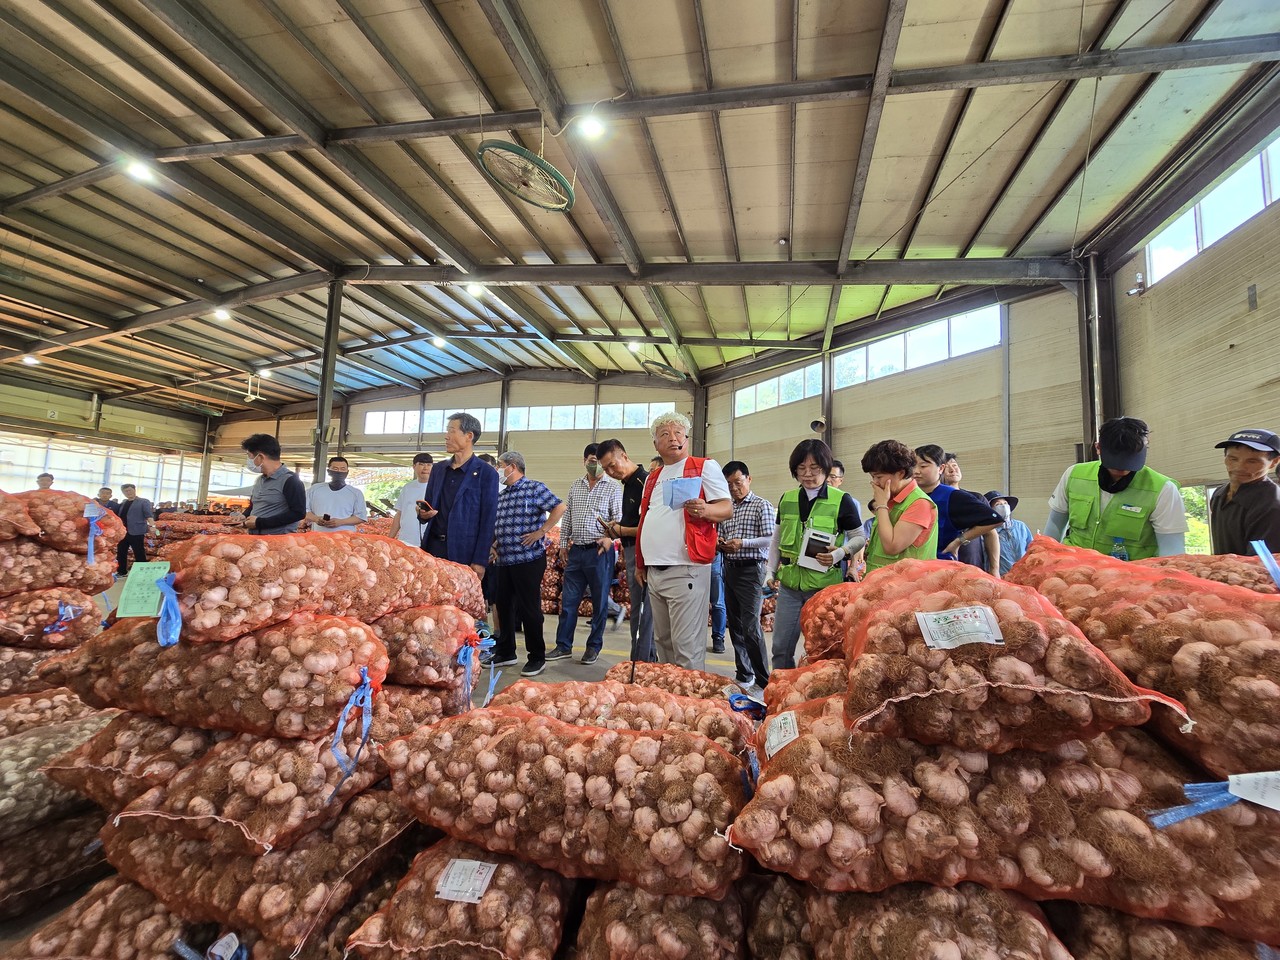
[1044,416,1187,560]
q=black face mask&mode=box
[1097,470,1135,494]
[328,471,347,489]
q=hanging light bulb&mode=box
[579,115,605,140]
[466,283,485,298]
[433,336,447,348]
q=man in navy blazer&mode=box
[418,411,500,576]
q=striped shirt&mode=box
[720,491,775,561]
[493,477,562,566]
[562,475,621,546]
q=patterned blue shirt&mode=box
[493,476,563,566]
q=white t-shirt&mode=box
[393,480,430,548]
[1048,466,1188,534]
[639,457,731,566]
[306,484,368,532]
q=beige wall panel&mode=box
[1116,201,1280,488]
[0,383,205,452]
[705,384,733,462]
[727,398,824,506]
[97,406,205,450]
[507,381,596,407]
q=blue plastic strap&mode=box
[171,940,204,960]
[42,600,84,635]
[156,573,182,647]
[1148,780,1238,829]
[481,668,504,708]
[727,692,766,720]
[457,634,494,710]
[1252,540,1280,589]
[329,666,374,793]
[1258,945,1280,960]
[86,514,102,566]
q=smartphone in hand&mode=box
[416,500,433,512]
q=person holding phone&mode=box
[418,413,499,580]
[390,453,433,548]
[305,456,367,533]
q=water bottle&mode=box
[1110,538,1129,561]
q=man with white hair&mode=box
[635,411,732,670]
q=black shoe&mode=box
[545,647,573,662]
[481,652,518,667]
[580,649,600,665]
[520,661,546,677]
[710,640,725,654]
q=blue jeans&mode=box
[709,553,727,643]
[555,544,615,655]
[771,584,820,671]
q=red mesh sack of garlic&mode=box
[1006,536,1280,776]
[0,687,101,739]
[166,532,483,643]
[0,587,102,649]
[603,660,738,700]
[573,882,744,960]
[114,714,393,855]
[43,712,227,813]
[430,558,486,621]
[355,517,394,537]
[839,559,1178,752]
[799,582,862,660]
[765,660,849,713]
[489,679,755,756]
[40,614,389,739]
[0,490,39,540]
[102,790,414,951]
[1051,902,1262,960]
[802,882,1072,960]
[1135,552,1279,594]
[158,512,242,524]
[732,701,1280,943]
[370,683,469,739]
[385,706,749,898]
[13,489,125,555]
[0,810,110,920]
[0,538,115,599]
[2,876,208,960]
[369,605,478,688]
[347,836,573,960]
[0,647,65,696]
[0,712,116,842]
[744,875,811,960]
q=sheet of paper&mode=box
[116,561,172,618]
[663,476,703,509]
[765,711,800,759]
[435,859,498,903]
[915,605,1005,650]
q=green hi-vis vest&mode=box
[1063,461,1175,561]
[864,483,938,574]
[777,487,844,592]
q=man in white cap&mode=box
[1209,428,1280,555]
[1044,416,1186,559]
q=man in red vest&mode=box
[635,411,732,670]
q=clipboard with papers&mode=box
[797,527,836,571]
[663,476,703,509]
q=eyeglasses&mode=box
[795,463,826,475]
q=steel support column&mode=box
[312,279,344,478]
[692,385,709,459]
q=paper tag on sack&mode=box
[916,605,1004,650]
[1228,771,1280,812]
[206,934,240,960]
[117,561,172,618]
[83,502,105,519]
[436,859,499,903]
[765,710,800,759]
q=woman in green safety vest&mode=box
[767,439,867,671]
[860,439,940,574]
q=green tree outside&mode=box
[1181,485,1211,555]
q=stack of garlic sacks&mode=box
[733,550,1280,958]
[0,490,124,925]
[8,530,486,960]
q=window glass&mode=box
[906,320,948,368]
[383,411,404,434]
[527,406,551,431]
[575,405,595,429]
[778,369,804,405]
[483,409,500,434]
[598,404,623,430]
[623,403,649,428]
[402,410,420,435]
[804,362,822,398]
[551,405,575,430]
[832,347,866,389]
[1200,157,1265,248]
[756,378,779,411]
[506,406,529,431]
[1267,140,1280,203]
[420,409,444,434]
[1147,208,1197,284]
[949,307,1000,356]
[649,401,675,419]
[867,334,904,379]
[734,387,756,417]
[363,411,385,434]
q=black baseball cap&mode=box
[984,491,1019,511]
[1098,444,1148,473]
[1215,429,1280,455]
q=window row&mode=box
[1147,140,1280,285]
[733,362,822,418]
[362,401,676,436]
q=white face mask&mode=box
[994,502,1011,520]
[499,467,513,486]
[245,455,262,475]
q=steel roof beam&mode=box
[339,258,1076,286]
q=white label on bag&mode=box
[1228,771,1280,811]
[83,503,105,518]
[764,711,800,759]
[206,934,240,960]
[916,605,1004,649]
[436,859,498,903]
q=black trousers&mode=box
[494,555,547,664]
[723,560,770,686]
[116,533,147,573]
